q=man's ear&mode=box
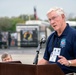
[61,14,65,19]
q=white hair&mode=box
[47,7,65,16]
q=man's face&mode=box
[47,11,64,31]
[2,56,12,62]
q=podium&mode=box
[0,62,65,75]
[37,64,64,75]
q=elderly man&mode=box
[38,7,76,74]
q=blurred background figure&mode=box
[0,32,2,48]
[1,53,12,62]
[8,32,11,47]
[2,32,8,48]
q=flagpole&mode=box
[34,6,38,20]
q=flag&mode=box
[34,7,38,20]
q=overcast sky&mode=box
[0,0,76,20]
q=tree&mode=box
[0,17,12,31]
[68,17,76,21]
[10,17,25,31]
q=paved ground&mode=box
[0,47,45,64]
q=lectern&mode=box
[0,62,64,75]
[37,64,65,75]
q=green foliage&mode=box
[0,14,75,32]
[68,17,76,21]
[0,17,12,31]
[0,17,25,32]
[10,17,25,31]
[19,14,39,21]
[0,14,39,32]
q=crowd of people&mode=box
[0,32,17,48]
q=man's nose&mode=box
[50,20,55,24]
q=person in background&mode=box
[1,53,12,62]
[38,7,76,74]
[8,32,11,47]
[0,32,2,48]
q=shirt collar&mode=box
[54,23,70,37]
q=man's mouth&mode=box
[53,25,56,28]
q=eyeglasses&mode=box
[48,15,59,22]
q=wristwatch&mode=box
[68,60,72,66]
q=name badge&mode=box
[49,48,61,62]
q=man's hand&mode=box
[57,56,69,66]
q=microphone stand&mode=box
[33,41,42,65]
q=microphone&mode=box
[40,37,46,49]
[33,37,46,64]
[40,37,46,44]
